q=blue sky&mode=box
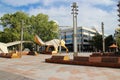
[0,0,119,35]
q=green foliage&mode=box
[0,11,58,43]
[0,11,31,42]
[115,28,120,49]
[105,35,115,51]
[90,34,115,52]
[30,13,58,41]
[92,34,102,51]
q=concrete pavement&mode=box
[0,70,33,80]
[0,53,120,80]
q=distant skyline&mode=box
[0,0,119,35]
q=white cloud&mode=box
[41,0,69,6]
[0,13,4,31]
[0,0,116,7]
[0,13,4,17]
[0,25,3,31]
[77,2,118,34]
[0,0,118,35]
[41,0,57,6]
[80,0,115,6]
[41,0,115,7]
[28,6,71,25]
[1,0,39,6]
[27,2,118,35]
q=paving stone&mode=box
[0,53,120,80]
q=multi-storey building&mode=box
[60,26,97,52]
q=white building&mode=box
[60,26,98,52]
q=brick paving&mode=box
[0,53,120,80]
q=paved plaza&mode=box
[0,53,120,80]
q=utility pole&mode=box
[59,29,61,54]
[101,22,105,53]
[71,2,78,56]
[20,20,24,58]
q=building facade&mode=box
[60,26,97,52]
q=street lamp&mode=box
[20,20,24,58]
[79,32,81,53]
[101,22,105,53]
[20,20,33,58]
[71,2,78,56]
[58,28,61,54]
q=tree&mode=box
[30,13,58,41]
[90,34,115,52]
[0,11,58,51]
[0,11,58,43]
[0,11,31,42]
[105,35,115,51]
[116,29,120,48]
[91,34,102,51]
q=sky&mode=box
[0,0,119,35]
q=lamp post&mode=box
[71,2,78,56]
[101,22,105,53]
[20,21,32,57]
[79,33,81,53]
[59,28,61,54]
[20,20,24,58]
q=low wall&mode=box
[51,56,65,60]
[45,55,120,68]
[90,52,120,57]
[89,57,102,63]
[74,56,89,62]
